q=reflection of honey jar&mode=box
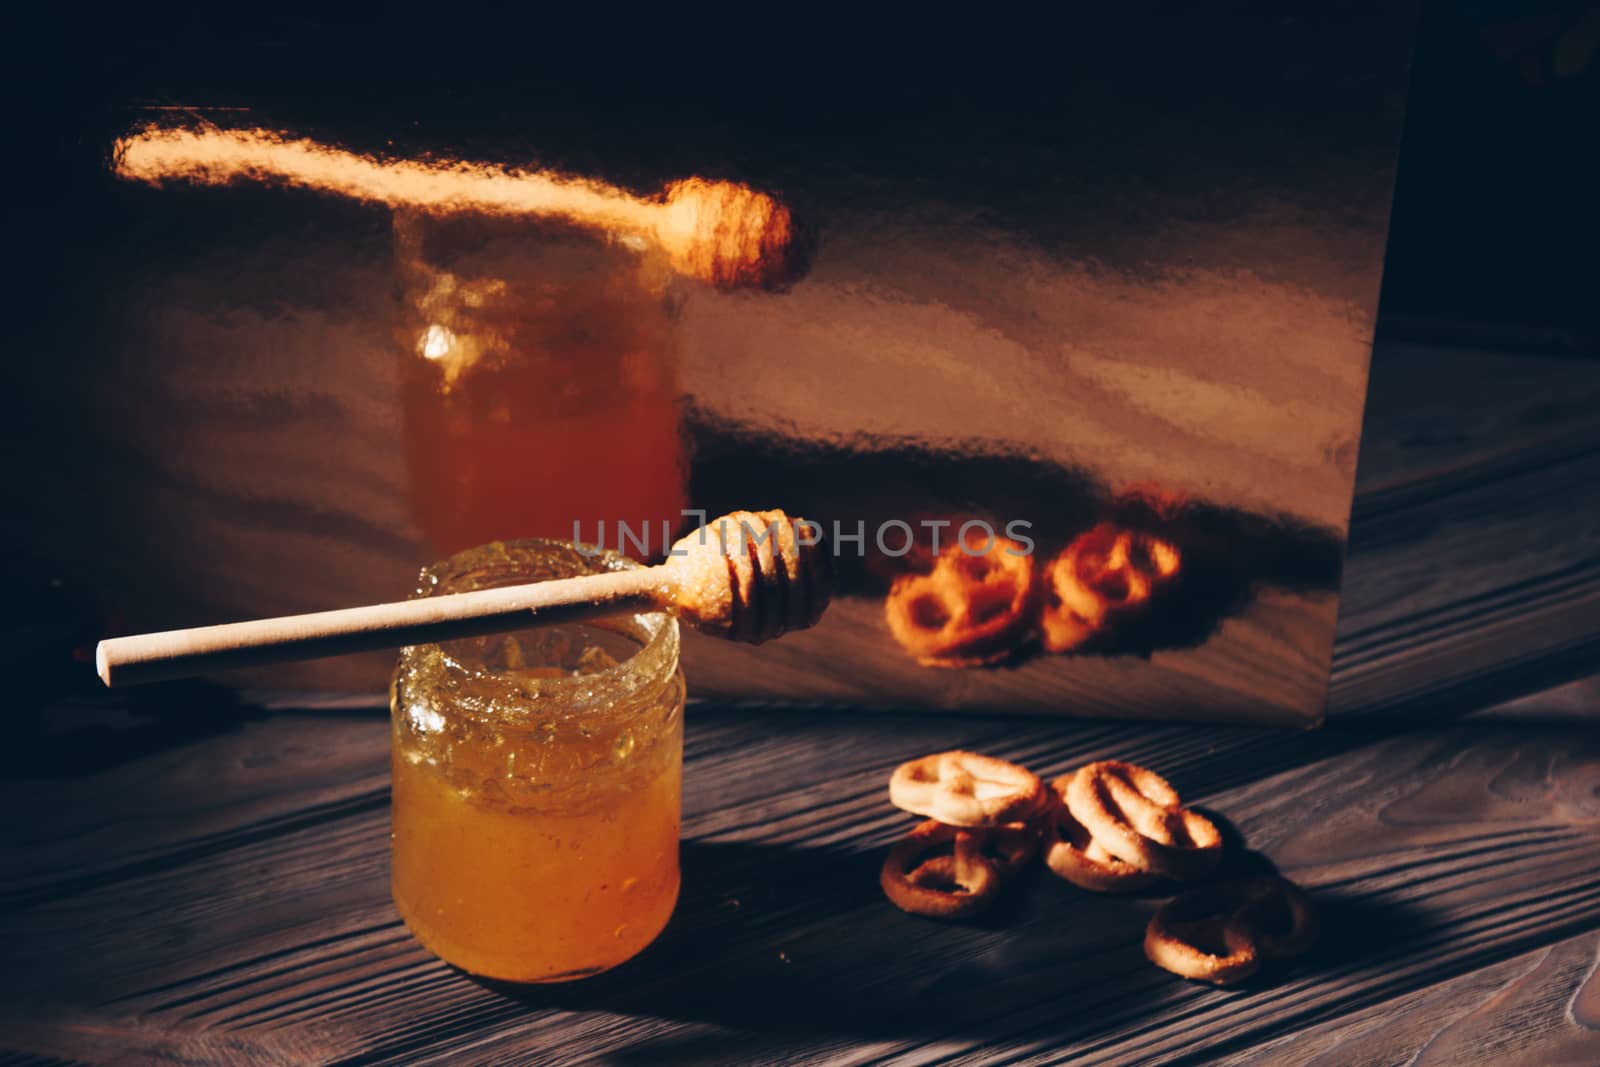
[390,540,685,982]
[393,211,687,556]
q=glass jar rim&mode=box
[398,538,680,722]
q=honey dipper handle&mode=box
[95,567,670,688]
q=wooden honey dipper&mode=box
[114,126,802,289]
[96,510,831,687]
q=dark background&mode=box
[1376,0,1598,350]
[13,3,1597,343]
[20,7,1418,298]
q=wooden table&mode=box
[3,340,1598,1065]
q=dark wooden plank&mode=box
[2,683,1596,1065]
[0,706,391,905]
[3,342,1597,1063]
[1330,345,1600,716]
[1350,342,1600,491]
[1207,929,1600,1067]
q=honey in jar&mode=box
[390,539,685,982]
[393,211,688,556]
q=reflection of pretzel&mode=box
[889,751,1046,827]
[884,536,1036,667]
[879,820,1001,919]
[1065,761,1221,879]
[1041,775,1160,892]
[1144,878,1317,984]
[1040,524,1181,653]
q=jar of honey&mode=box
[393,210,688,556]
[390,539,685,982]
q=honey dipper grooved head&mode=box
[658,179,797,290]
[666,510,832,643]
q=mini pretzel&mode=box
[1040,524,1181,653]
[1144,878,1317,985]
[880,820,1002,919]
[1065,761,1221,879]
[1144,899,1260,985]
[975,820,1042,880]
[884,535,1036,667]
[889,751,1047,828]
[1232,877,1320,960]
[1040,775,1160,892]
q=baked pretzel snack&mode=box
[1144,877,1318,985]
[1144,900,1260,985]
[1040,774,1160,892]
[879,750,1316,985]
[889,751,1047,827]
[879,820,1002,919]
[884,534,1036,667]
[1039,523,1181,653]
[1231,877,1320,960]
[1065,761,1221,879]
[975,820,1042,880]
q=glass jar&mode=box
[390,539,685,983]
[393,210,688,557]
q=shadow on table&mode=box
[1114,638,1600,804]
[472,832,1437,1061]
[3,680,392,782]
[477,838,1140,1053]
[4,679,262,780]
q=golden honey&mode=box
[390,540,685,982]
[394,211,687,556]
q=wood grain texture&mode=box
[2,681,1597,1065]
[1207,930,1600,1067]
[2,344,1597,1063]
[1329,343,1600,718]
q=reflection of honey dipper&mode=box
[113,126,802,289]
[96,510,831,686]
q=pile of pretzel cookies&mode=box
[880,751,1318,985]
[884,522,1181,667]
